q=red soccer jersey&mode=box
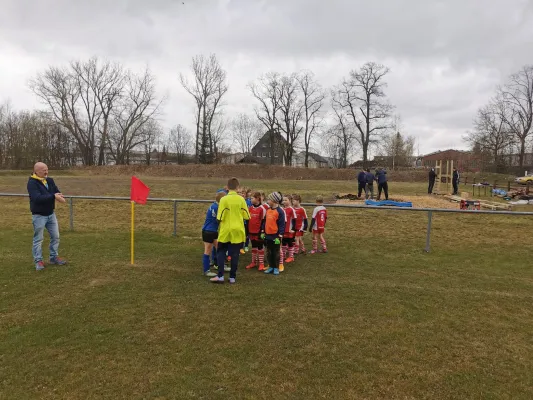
[312,206,327,230]
[293,206,308,231]
[248,204,266,234]
[262,203,269,212]
[283,206,296,234]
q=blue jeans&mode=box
[32,213,60,263]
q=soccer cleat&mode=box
[224,266,231,272]
[273,268,280,275]
[258,264,266,271]
[264,267,274,274]
[244,247,249,252]
[322,249,328,253]
[245,263,257,270]
[204,271,217,277]
[285,257,294,264]
[308,250,318,255]
[210,276,224,283]
[278,264,284,272]
[240,249,245,255]
[35,261,45,271]
[229,278,236,284]
[49,257,67,265]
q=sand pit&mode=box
[334,194,459,209]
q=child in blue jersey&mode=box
[202,191,226,277]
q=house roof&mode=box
[307,152,329,164]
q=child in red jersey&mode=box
[246,192,267,271]
[291,194,308,254]
[281,195,297,268]
[308,195,328,254]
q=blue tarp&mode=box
[365,200,413,207]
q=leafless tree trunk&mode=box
[499,65,533,169]
[180,54,228,164]
[297,71,325,168]
[231,113,262,155]
[333,62,393,168]
[249,72,283,165]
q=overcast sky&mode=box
[1,0,532,156]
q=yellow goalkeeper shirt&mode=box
[217,190,250,244]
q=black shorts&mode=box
[202,230,218,243]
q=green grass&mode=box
[1,176,533,399]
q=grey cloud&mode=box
[1,0,532,155]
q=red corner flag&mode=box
[130,176,150,204]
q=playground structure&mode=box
[434,159,454,194]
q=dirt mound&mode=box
[75,165,429,182]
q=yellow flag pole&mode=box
[131,201,135,265]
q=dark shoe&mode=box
[49,257,67,265]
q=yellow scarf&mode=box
[31,173,48,187]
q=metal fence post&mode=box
[173,200,177,236]
[69,197,74,231]
[425,210,433,253]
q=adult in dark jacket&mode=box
[27,162,67,271]
[357,169,367,198]
[376,168,389,200]
[452,168,460,195]
[365,169,375,199]
[428,168,437,194]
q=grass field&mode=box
[1,174,533,399]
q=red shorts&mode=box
[249,234,262,241]
[313,229,325,234]
[295,231,305,237]
[283,232,296,239]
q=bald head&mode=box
[34,162,49,178]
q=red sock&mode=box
[313,238,318,252]
[281,245,287,264]
[251,248,258,264]
[300,240,306,253]
[258,249,265,265]
[289,245,295,259]
[320,237,327,251]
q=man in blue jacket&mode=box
[357,169,367,198]
[376,168,389,200]
[27,162,67,271]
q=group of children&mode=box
[201,179,328,282]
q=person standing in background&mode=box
[452,167,460,195]
[365,169,375,200]
[376,168,389,200]
[428,168,437,194]
[357,169,367,198]
[27,162,67,271]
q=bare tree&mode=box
[467,100,514,172]
[107,68,162,164]
[249,72,283,164]
[231,113,262,155]
[141,119,163,166]
[277,73,303,166]
[297,71,325,167]
[499,65,533,169]
[169,124,193,164]
[329,101,357,168]
[71,58,124,165]
[333,62,393,167]
[180,54,228,164]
